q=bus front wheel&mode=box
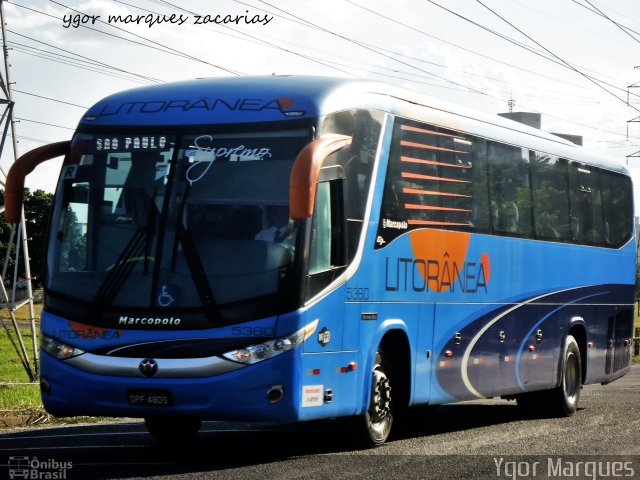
[360,351,394,446]
[144,416,202,442]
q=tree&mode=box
[24,189,54,287]
[0,189,54,288]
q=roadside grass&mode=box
[0,304,40,408]
[0,304,105,428]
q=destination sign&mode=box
[95,135,168,151]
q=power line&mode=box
[570,0,640,45]
[232,0,622,105]
[172,0,640,140]
[154,0,619,105]
[423,0,630,87]
[11,0,639,145]
[9,135,56,145]
[357,41,620,104]
[251,0,489,96]
[463,0,640,112]
[417,0,639,103]
[11,44,154,85]
[130,0,359,77]
[7,28,162,84]
[49,0,245,76]
[10,39,147,75]
[15,117,76,131]
[12,1,178,70]
[11,1,241,78]
[345,0,638,101]
[589,0,640,25]
[248,0,640,141]
[13,90,88,110]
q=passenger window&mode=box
[568,164,604,246]
[377,119,491,248]
[487,142,532,237]
[530,153,571,242]
[437,128,490,232]
[601,171,633,248]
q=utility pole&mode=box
[0,0,38,381]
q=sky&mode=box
[3,0,640,207]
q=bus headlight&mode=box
[41,334,85,360]
[223,319,319,365]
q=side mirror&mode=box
[4,141,71,223]
[289,134,351,220]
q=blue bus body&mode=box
[30,76,634,441]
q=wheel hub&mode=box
[371,370,392,423]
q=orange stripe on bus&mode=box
[407,219,472,226]
[400,140,468,155]
[401,125,466,140]
[403,187,471,198]
[402,172,471,183]
[401,156,470,169]
[405,204,471,213]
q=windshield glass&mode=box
[47,127,312,322]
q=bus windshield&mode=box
[47,127,312,322]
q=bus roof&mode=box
[79,75,629,176]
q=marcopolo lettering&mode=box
[382,218,408,230]
[119,316,182,326]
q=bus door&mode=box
[413,302,435,404]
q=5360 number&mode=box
[346,287,369,301]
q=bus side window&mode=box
[530,153,571,242]
[568,163,605,246]
[601,171,633,248]
[309,182,332,275]
[321,109,383,262]
[306,179,347,299]
[487,141,533,237]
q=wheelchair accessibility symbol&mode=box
[158,285,177,307]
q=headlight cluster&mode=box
[223,319,318,365]
[41,334,85,360]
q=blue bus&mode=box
[6,76,635,445]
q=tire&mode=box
[144,416,202,442]
[516,334,581,417]
[359,351,394,446]
[551,334,582,416]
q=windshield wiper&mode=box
[89,227,147,316]
[144,187,159,274]
[178,226,221,323]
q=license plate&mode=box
[128,389,172,407]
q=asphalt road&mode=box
[0,365,638,480]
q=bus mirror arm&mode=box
[289,134,352,220]
[4,141,71,223]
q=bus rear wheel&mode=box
[516,335,581,417]
[144,416,202,442]
[360,351,394,446]
[550,334,582,416]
